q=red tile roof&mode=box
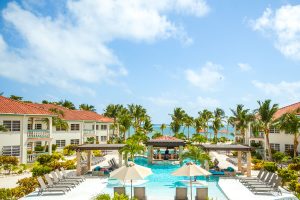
[274,102,300,119]
[0,96,53,115]
[28,103,113,123]
[153,136,181,141]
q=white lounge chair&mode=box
[37,176,68,195]
[174,187,188,200]
[134,187,147,200]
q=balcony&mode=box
[27,129,50,138]
[83,129,96,137]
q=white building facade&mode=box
[0,96,115,163]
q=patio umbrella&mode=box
[110,162,152,199]
[172,162,211,200]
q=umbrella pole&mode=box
[190,176,192,200]
[131,179,132,200]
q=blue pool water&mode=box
[102,157,228,200]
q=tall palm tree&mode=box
[191,133,207,144]
[229,104,254,144]
[255,99,279,160]
[170,121,181,134]
[194,117,205,134]
[198,110,213,139]
[278,113,300,157]
[117,108,132,140]
[160,123,167,134]
[184,115,194,140]
[182,145,210,165]
[104,104,123,136]
[211,108,225,141]
[58,100,76,110]
[79,104,96,112]
[170,107,186,134]
[120,139,145,162]
[143,117,153,134]
[128,104,147,131]
[46,108,69,130]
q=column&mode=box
[124,153,128,166]
[147,145,153,164]
[247,151,251,177]
[80,121,84,144]
[20,116,28,164]
[48,117,53,155]
[119,152,123,166]
[237,151,242,171]
[87,150,92,171]
[179,146,183,165]
[94,122,97,144]
[76,151,81,176]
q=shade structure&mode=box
[172,162,211,200]
[110,162,152,199]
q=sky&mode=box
[1,0,300,123]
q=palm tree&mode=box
[184,115,194,140]
[170,107,186,134]
[255,99,279,160]
[47,108,69,130]
[117,108,132,140]
[198,110,213,139]
[182,145,210,165]
[143,117,153,134]
[170,121,181,134]
[211,108,225,141]
[229,104,254,144]
[79,104,96,112]
[194,117,205,134]
[104,104,123,136]
[278,113,300,157]
[191,133,207,144]
[58,100,76,110]
[10,95,23,101]
[152,131,163,139]
[160,123,167,135]
[120,139,145,162]
[128,104,147,131]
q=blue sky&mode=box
[1,0,300,123]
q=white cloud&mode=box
[189,96,220,109]
[145,96,179,107]
[184,62,224,91]
[251,5,300,60]
[0,0,209,93]
[252,80,300,101]
[238,63,252,71]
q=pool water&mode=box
[102,157,228,200]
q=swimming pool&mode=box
[102,157,228,200]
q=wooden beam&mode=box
[76,151,81,176]
[247,152,251,177]
[237,151,242,171]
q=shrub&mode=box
[0,156,19,166]
[289,180,298,191]
[94,194,111,200]
[63,145,77,156]
[273,152,286,163]
[36,154,52,165]
[0,188,15,200]
[61,160,76,170]
[93,150,103,157]
[252,162,263,170]
[251,158,262,165]
[34,146,44,152]
[263,162,277,172]
[32,165,52,177]
[288,163,300,171]
[277,169,298,185]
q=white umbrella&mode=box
[172,162,211,200]
[110,162,152,199]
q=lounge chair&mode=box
[50,171,79,187]
[243,172,274,187]
[37,177,68,195]
[114,187,126,195]
[239,169,264,183]
[55,169,83,183]
[60,167,85,181]
[134,187,147,200]
[112,158,120,168]
[242,171,269,185]
[250,177,282,195]
[44,174,73,190]
[195,187,208,200]
[174,187,188,200]
[248,174,277,189]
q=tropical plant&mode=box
[183,115,194,140]
[277,113,300,157]
[255,100,279,160]
[63,145,77,156]
[120,139,145,161]
[79,104,96,112]
[198,109,213,139]
[182,145,210,165]
[174,132,186,140]
[263,162,277,172]
[0,125,7,132]
[160,123,167,134]
[46,108,69,131]
[152,131,163,139]
[9,95,23,101]
[143,117,153,134]
[170,107,186,134]
[117,108,132,140]
[57,99,76,110]
[104,104,123,136]
[211,108,225,141]
[229,104,254,144]
[128,104,147,131]
[191,133,207,144]
[277,169,298,185]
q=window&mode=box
[2,146,20,156]
[70,124,80,131]
[56,140,66,148]
[101,125,107,130]
[3,120,21,131]
[285,144,294,153]
[56,126,66,131]
[270,126,280,134]
[101,136,107,142]
[35,124,42,130]
[70,139,80,145]
[92,125,99,130]
[28,124,33,130]
[270,143,280,152]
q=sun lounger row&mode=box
[37,168,85,195]
[113,187,208,200]
[239,169,282,195]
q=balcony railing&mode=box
[27,129,50,138]
[83,129,95,135]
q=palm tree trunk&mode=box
[241,129,245,145]
[294,134,298,158]
[265,131,272,160]
[187,126,190,140]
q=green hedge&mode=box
[263,162,277,172]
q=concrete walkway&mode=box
[0,173,32,188]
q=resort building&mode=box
[235,102,300,156]
[0,96,115,163]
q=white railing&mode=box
[27,130,50,138]
[83,129,95,135]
